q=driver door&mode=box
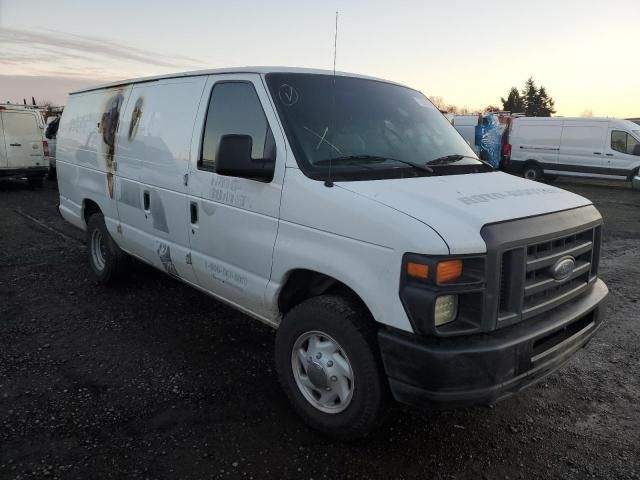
[187,74,286,318]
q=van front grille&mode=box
[497,226,600,324]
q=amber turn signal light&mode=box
[436,260,463,284]
[407,262,429,280]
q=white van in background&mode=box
[451,115,480,155]
[56,67,608,439]
[505,117,640,187]
[0,104,48,186]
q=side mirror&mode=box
[216,134,275,181]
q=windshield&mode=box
[266,73,486,181]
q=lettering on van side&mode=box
[457,187,560,205]
[204,261,248,290]
[209,177,251,209]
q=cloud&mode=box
[0,75,110,106]
[0,27,205,76]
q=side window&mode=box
[200,82,271,171]
[611,131,627,153]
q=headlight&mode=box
[434,295,458,326]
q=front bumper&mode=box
[379,279,608,407]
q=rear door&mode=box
[557,121,607,173]
[115,77,206,284]
[1,111,44,169]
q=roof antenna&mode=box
[324,10,339,188]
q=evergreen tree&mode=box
[501,87,524,113]
[537,86,556,116]
[522,77,539,116]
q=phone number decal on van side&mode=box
[458,187,560,205]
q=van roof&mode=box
[513,117,639,129]
[69,66,409,95]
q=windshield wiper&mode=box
[316,155,434,173]
[426,154,494,169]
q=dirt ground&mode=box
[1,177,638,480]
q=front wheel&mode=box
[86,213,128,285]
[275,295,388,440]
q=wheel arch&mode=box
[82,198,102,226]
[277,268,374,321]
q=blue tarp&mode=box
[475,114,502,168]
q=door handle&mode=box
[143,190,150,211]
[190,202,198,224]
[9,143,22,147]
[606,153,614,157]
[593,152,601,155]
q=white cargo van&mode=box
[505,117,640,186]
[57,68,608,439]
[0,104,48,186]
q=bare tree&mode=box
[428,96,446,110]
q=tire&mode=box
[27,175,44,188]
[522,163,543,182]
[86,213,127,285]
[275,294,388,440]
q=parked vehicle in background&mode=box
[451,115,481,155]
[45,116,60,180]
[504,117,640,188]
[627,118,640,126]
[0,104,48,187]
[56,67,608,439]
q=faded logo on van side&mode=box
[458,187,560,205]
[156,241,179,278]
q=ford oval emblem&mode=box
[549,256,575,281]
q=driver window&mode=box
[611,130,639,155]
[200,82,270,171]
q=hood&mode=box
[337,172,592,254]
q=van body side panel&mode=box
[509,120,562,168]
[557,121,607,172]
[270,168,450,333]
[187,74,287,318]
[113,77,206,283]
[57,86,132,232]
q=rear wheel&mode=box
[86,213,127,285]
[522,163,543,182]
[275,295,388,440]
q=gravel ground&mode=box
[1,176,638,480]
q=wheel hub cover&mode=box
[307,360,328,389]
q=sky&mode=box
[0,0,638,117]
